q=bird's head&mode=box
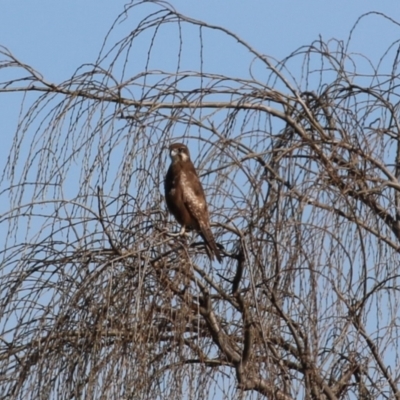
[168,143,190,163]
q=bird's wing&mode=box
[181,168,208,224]
[181,168,222,263]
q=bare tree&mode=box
[1,2,400,399]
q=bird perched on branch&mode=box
[164,143,222,263]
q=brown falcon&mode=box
[165,143,222,263]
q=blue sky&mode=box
[0,1,398,79]
[0,1,399,155]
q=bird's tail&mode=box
[200,226,222,263]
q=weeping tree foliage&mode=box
[1,2,400,399]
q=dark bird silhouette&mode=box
[164,143,222,263]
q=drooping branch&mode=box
[1,2,400,399]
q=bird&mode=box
[164,143,222,263]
